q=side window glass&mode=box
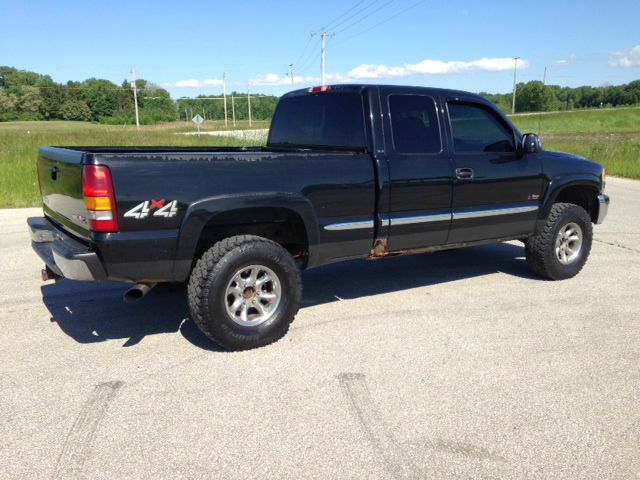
[389,95,441,154]
[448,102,515,153]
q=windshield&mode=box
[268,92,366,150]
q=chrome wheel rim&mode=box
[555,222,583,265]
[225,265,281,327]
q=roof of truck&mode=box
[282,84,487,101]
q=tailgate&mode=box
[37,147,90,240]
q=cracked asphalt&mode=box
[1,177,638,479]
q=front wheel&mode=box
[187,235,302,350]
[525,203,593,280]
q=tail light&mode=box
[308,85,332,94]
[601,167,607,191]
[82,165,119,232]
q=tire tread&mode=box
[187,235,301,350]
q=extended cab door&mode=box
[444,98,543,244]
[382,89,453,251]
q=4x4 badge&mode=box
[124,199,178,219]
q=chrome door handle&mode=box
[455,168,474,180]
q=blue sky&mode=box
[2,0,640,98]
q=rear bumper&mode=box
[28,217,107,281]
[596,194,610,224]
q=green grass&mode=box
[509,107,640,179]
[0,121,265,208]
[1,108,639,208]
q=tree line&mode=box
[0,66,178,124]
[482,79,640,114]
[0,66,278,125]
[176,94,278,123]
[3,66,639,123]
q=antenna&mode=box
[537,66,547,136]
[511,57,520,114]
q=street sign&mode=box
[192,114,204,135]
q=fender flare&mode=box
[536,174,601,230]
[172,192,320,280]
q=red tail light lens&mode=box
[82,165,119,232]
[308,85,332,94]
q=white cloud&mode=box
[164,78,224,88]
[165,56,530,91]
[609,45,640,67]
[348,57,529,80]
[248,73,344,87]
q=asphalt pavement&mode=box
[1,177,638,479]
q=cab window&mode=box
[448,102,515,153]
[389,95,441,154]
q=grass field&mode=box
[509,107,640,179]
[0,108,638,208]
[0,121,268,207]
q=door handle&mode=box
[455,168,474,180]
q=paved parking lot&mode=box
[1,177,638,479]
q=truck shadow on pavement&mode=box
[41,242,535,350]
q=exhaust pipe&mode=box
[42,265,61,281]
[123,282,157,303]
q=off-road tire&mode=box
[187,235,302,350]
[525,203,592,280]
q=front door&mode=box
[445,99,543,244]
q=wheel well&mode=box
[554,185,599,223]
[194,207,308,265]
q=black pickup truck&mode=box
[29,84,609,350]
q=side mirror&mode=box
[522,133,542,154]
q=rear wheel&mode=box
[187,235,302,350]
[525,203,592,280]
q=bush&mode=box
[59,100,92,121]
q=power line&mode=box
[329,0,380,31]
[332,0,426,46]
[334,0,395,34]
[290,0,371,76]
[293,35,314,67]
[322,0,369,30]
[296,44,322,74]
[295,40,320,72]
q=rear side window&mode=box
[389,95,441,154]
[448,102,515,153]
[268,92,366,150]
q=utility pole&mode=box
[511,57,520,115]
[231,94,236,127]
[312,31,334,86]
[289,63,294,86]
[222,72,228,128]
[247,85,252,128]
[131,68,140,129]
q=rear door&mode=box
[383,90,453,251]
[444,98,543,243]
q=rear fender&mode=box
[173,192,320,280]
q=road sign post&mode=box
[192,114,204,136]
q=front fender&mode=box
[536,174,601,229]
[172,192,320,280]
